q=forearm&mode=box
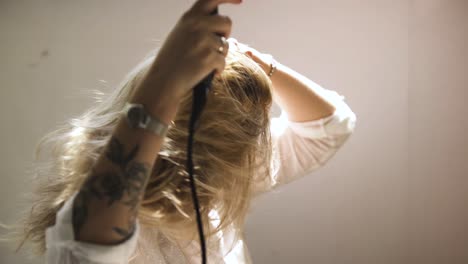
[267,61,336,122]
[72,80,180,245]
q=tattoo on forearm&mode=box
[72,136,151,241]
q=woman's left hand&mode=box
[227,37,275,75]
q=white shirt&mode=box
[45,88,357,264]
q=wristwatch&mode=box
[123,102,168,137]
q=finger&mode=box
[213,51,227,77]
[206,35,228,76]
[199,15,232,38]
[191,0,242,15]
[201,45,226,77]
[210,34,229,56]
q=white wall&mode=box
[0,0,466,263]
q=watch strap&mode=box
[146,115,169,137]
[124,102,169,137]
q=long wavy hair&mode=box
[12,46,275,257]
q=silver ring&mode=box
[217,36,227,54]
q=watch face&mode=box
[127,105,145,128]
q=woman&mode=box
[17,0,356,263]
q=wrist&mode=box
[130,85,181,125]
[257,53,278,77]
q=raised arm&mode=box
[71,85,179,244]
[229,39,357,195]
[227,38,337,122]
[71,0,241,245]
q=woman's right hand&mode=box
[138,0,242,103]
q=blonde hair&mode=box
[13,46,274,257]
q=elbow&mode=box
[323,109,357,148]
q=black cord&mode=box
[186,7,219,264]
[187,74,212,264]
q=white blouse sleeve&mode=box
[253,88,357,195]
[45,192,140,264]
